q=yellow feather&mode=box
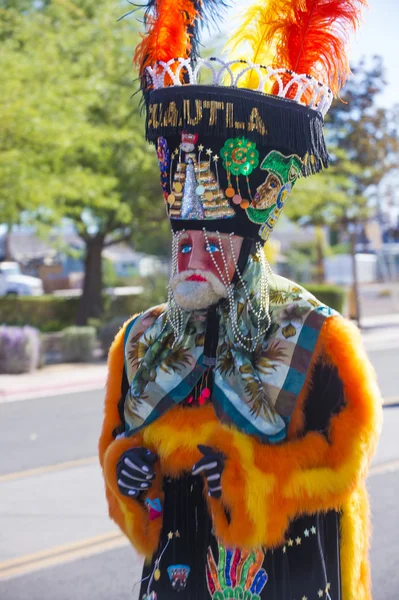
[223,2,278,91]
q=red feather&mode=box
[266,0,367,94]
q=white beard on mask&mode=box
[170,269,228,311]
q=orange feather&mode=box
[134,0,198,84]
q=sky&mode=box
[208,0,399,108]
[350,0,399,107]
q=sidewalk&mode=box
[0,362,108,403]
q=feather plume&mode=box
[224,2,277,90]
[133,0,197,86]
[225,0,367,95]
[134,0,228,90]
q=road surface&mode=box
[0,326,398,599]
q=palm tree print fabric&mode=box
[123,260,336,443]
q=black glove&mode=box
[192,445,225,499]
[116,447,157,499]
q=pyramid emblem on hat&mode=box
[170,151,234,221]
[180,159,204,219]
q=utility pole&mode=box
[349,226,361,328]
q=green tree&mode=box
[0,0,169,324]
[285,57,399,287]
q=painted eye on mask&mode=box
[206,243,220,253]
[179,244,192,254]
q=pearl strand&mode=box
[167,230,185,342]
[202,229,270,351]
[228,236,269,321]
[203,228,270,351]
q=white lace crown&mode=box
[146,57,334,118]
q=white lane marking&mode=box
[0,456,98,483]
[0,532,128,581]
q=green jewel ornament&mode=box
[221,137,259,177]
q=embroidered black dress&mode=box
[138,360,344,600]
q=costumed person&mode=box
[99,1,382,598]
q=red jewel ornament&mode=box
[187,396,193,404]
[199,388,211,405]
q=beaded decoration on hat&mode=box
[130,0,367,243]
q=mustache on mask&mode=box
[169,269,228,311]
[170,269,227,297]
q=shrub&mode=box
[0,326,41,374]
[304,284,347,314]
[0,296,79,332]
[61,326,96,363]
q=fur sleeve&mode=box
[207,315,382,550]
[98,313,164,558]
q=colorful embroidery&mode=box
[244,151,302,239]
[206,544,267,599]
[221,138,259,177]
[167,565,191,591]
[145,497,163,520]
[168,133,235,220]
[157,137,170,194]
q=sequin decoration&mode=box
[145,497,163,521]
[167,565,191,591]
[221,138,259,177]
[206,544,267,600]
[180,159,205,219]
[245,151,303,237]
[170,149,234,220]
[142,592,157,600]
[157,137,170,194]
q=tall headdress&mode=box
[133,0,366,244]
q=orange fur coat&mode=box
[99,312,382,600]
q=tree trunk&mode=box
[76,236,104,326]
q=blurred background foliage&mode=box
[0,0,170,325]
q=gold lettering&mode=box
[203,100,224,126]
[183,99,203,125]
[226,103,234,129]
[147,103,160,129]
[247,107,267,136]
[235,121,246,130]
[162,101,179,127]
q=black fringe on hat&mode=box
[145,85,329,176]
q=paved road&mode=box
[0,330,398,600]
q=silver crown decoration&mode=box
[146,57,334,117]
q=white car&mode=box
[0,262,43,296]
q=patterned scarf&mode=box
[123,256,335,443]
